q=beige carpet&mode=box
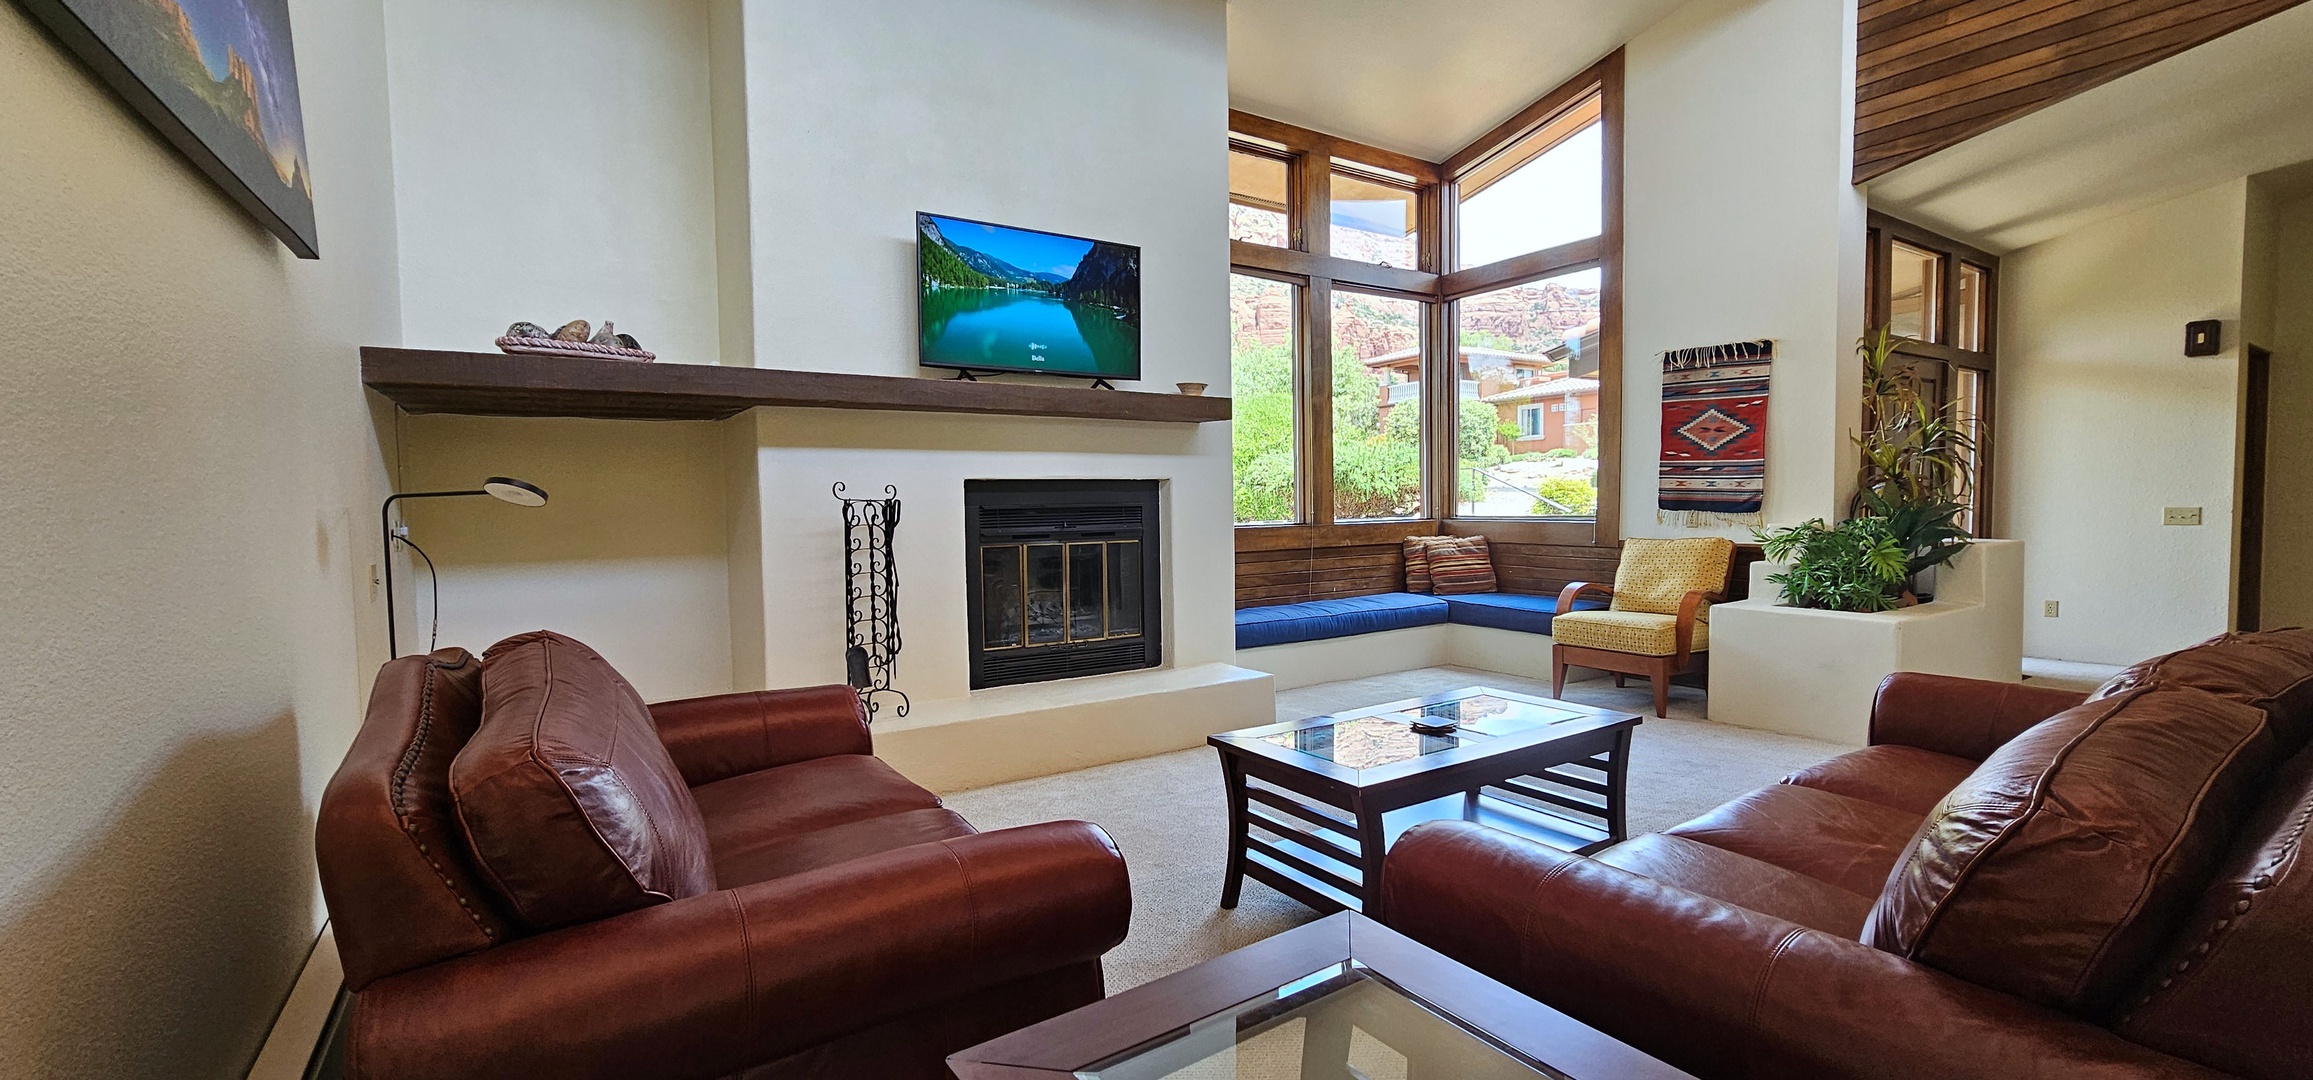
[944,666,1844,991]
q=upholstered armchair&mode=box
[1550,537,1736,717]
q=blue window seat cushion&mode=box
[1235,593,1449,650]
[1439,591,1609,635]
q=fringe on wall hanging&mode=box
[1657,339,1772,528]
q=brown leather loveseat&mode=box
[1384,629,2313,1079]
[318,631,1131,1079]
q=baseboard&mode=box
[244,925,344,1080]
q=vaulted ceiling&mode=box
[1225,0,1690,162]
[1866,3,2313,253]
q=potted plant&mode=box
[1850,327,1975,599]
[1856,489,1969,599]
[1755,517,1912,613]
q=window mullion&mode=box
[1425,298,1453,518]
[1304,276,1335,525]
[1296,151,1331,259]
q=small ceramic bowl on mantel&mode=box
[1176,382,1208,396]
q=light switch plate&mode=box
[2163,507,2203,526]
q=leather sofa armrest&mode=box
[346,820,1130,1080]
[649,685,871,786]
[1381,822,2222,1080]
[1869,672,2087,762]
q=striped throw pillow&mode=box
[1403,536,1447,593]
[1427,536,1497,595]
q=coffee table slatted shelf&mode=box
[1211,686,1642,918]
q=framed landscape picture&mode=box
[17,0,318,257]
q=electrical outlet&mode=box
[2162,507,2203,526]
[2044,600,2061,618]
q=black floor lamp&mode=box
[381,477,549,659]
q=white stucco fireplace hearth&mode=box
[731,406,1270,793]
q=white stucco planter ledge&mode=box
[1708,539,2024,745]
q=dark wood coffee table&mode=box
[1209,686,1640,918]
[948,911,1689,1079]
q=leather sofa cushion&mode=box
[691,754,947,885]
[452,631,715,931]
[1866,685,2278,1016]
[1664,783,1923,897]
[1783,745,1978,817]
[711,807,977,888]
[1595,832,1875,937]
[2091,628,2313,756]
[2115,744,2313,1080]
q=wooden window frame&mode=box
[1865,210,2000,534]
[1230,50,1623,550]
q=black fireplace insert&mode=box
[965,480,1161,689]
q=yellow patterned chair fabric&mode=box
[1550,537,1735,656]
[1549,610,1710,656]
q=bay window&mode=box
[1225,55,1622,544]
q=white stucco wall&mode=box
[1621,0,1868,539]
[1998,180,2249,664]
[735,0,1240,717]
[380,0,737,695]
[383,0,722,362]
[0,0,403,1073]
[740,0,1227,391]
[395,415,735,701]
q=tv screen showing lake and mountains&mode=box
[918,213,1141,379]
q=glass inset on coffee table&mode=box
[1209,686,1641,917]
[1078,957,1547,1078]
[948,913,1691,1080]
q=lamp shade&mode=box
[481,477,548,507]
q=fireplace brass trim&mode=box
[976,540,1146,652]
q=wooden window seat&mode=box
[1234,524,1754,691]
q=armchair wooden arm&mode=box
[1673,589,1726,668]
[1555,581,1613,613]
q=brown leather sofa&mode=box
[317,632,1131,1080]
[1383,629,2313,1080]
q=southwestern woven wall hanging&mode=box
[1658,339,1772,527]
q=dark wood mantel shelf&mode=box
[360,347,1232,424]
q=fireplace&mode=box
[965,480,1161,689]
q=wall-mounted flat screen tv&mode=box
[918,212,1140,380]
